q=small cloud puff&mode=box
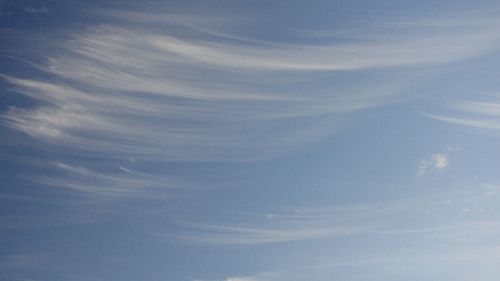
[418,153,449,176]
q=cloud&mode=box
[164,204,420,245]
[421,100,500,131]
[94,8,500,71]
[164,205,381,245]
[0,20,413,163]
[434,154,450,168]
[23,5,48,14]
[171,220,369,245]
[171,207,500,246]
[34,161,182,198]
[3,9,500,164]
[226,277,259,281]
[3,7,500,198]
[168,187,500,246]
[195,272,277,281]
[418,153,449,176]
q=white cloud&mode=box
[166,206,380,245]
[3,7,500,197]
[433,154,449,169]
[119,166,133,174]
[420,99,500,131]
[418,153,449,176]
[420,112,500,130]
[169,199,500,246]
[227,278,258,281]
[36,161,181,198]
[166,204,417,245]
[195,271,277,281]
[4,10,500,164]
[0,22,413,163]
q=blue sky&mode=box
[2,0,500,280]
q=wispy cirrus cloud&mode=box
[2,8,500,199]
[168,188,500,246]
[195,271,277,281]
[170,212,500,245]
[421,99,500,131]
[3,10,500,164]
[170,219,369,245]
[225,278,260,281]
[0,26,401,162]
[163,205,383,245]
[32,161,182,198]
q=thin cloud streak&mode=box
[171,220,369,245]
[164,205,389,245]
[168,194,500,245]
[34,161,181,198]
[421,99,500,131]
[171,215,500,246]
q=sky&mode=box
[2,0,500,280]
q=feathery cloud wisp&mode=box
[169,200,500,246]
[3,8,500,199]
[421,99,500,131]
[4,10,500,163]
[35,161,180,198]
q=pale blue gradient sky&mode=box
[2,1,500,280]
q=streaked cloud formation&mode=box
[182,183,500,280]
[3,9,500,165]
[422,99,500,131]
[35,161,179,197]
[171,190,500,245]
[2,2,500,281]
